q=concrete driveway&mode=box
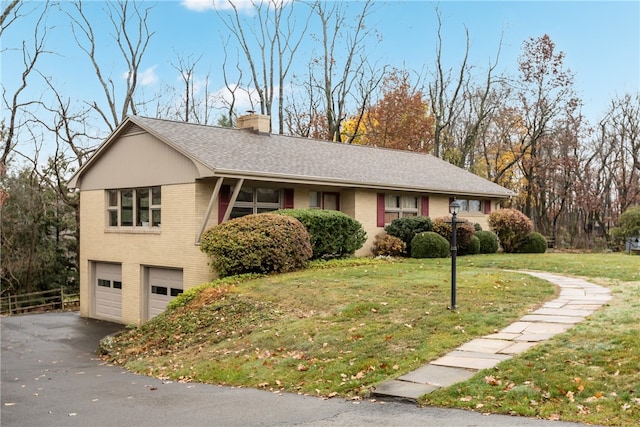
[1,312,595,427]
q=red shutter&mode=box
[421,196,430,217]
[377,193,385,227]
[484,200,492,214]
[218,185,231,223]
[284,189,294,209]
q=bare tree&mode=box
[428,9,469,160]
[217,0,309,133]
[1,1,50,175]
[64,0,155,132]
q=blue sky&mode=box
[2,0,639,149]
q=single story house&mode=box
[68,114,515,325]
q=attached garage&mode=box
[94,262,122,322]
[147,267,183,320]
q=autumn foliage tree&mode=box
[341,69,434,151]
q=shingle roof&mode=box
[128,115,514,198]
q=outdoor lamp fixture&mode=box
[449,199,461,310]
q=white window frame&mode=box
[106,186,161,228]
[384,195,419,224]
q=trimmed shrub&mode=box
[459,234,481,256]
[371,233,406,257]
[475,230,499,254]
[384,216,432,256]
[200,213,312,277]
[431,216,476,248]
[515,232,548,253]
[277,209,366,259]
[488,208,533,253]
[610,205,640,250]
[410,231,450,258]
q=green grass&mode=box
[104,253,640,425]
[421,253,640,426]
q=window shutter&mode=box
[484,200,492,214]
[421,196,430,217]
[377,193,385,227]
[218,185,231,223]
[284,189,294,209]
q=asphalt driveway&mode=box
[1,312,596,427]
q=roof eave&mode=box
[206,169,515,199]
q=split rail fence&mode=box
[0,288,79,316]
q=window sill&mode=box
[105,227,161,234]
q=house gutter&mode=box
[207,169,516,199]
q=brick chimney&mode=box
[237,113,271,134]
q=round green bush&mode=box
[371,233,406,257]
[515,232,547,253]
[410,231,450,258]
[277,209,366,259]
[475,230,499,254]
[200,213,312,277]
[459,234,481,256]
[384,216,432,256]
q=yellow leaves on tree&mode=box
[341,69,434,152]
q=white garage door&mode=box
[148,268,183,319]
[95,263,122,322]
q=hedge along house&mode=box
[68,114,515,325]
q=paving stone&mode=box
[483,332,522,340]
[398,365,476,387]
[522,322,573,334]
[520,314,584,324]
[500,321,532,334]
[560,288,588,296]
[542,301,567,309]
[516,333,555,342]
[532,308,594,317]
[499,341,538,354]
[373,380,439,400]
[431,351,512,370]
[458,338,512,354]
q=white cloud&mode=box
[210,83,260,112]
[122,65,159,86]
[181,0,255,12]
[140,66,159,86]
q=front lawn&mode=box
[103,253,640,426]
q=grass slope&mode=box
[103,254,640,426]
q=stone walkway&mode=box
[373,271,612,401]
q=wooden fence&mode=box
[0,288,80,316]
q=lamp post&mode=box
[449,199,461,310]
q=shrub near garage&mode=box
[277,209,366,259]
[200,213,312,277]
[410,231,450,258]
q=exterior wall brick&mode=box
[80,183,214,325]
[80,181,501,325]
